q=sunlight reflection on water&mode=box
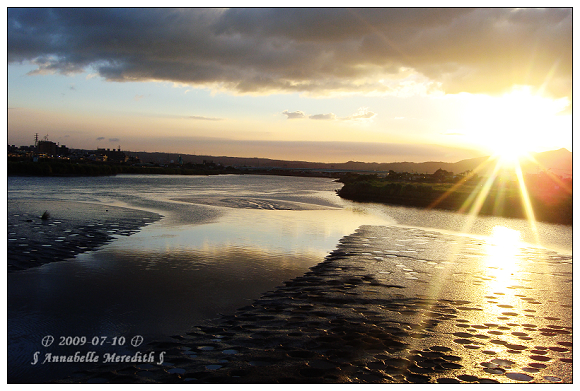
[483,226,523,305]
[485,226,522,269]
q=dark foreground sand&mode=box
[7,199,162,272]
[57,225,572,384]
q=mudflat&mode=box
[7,199,161,273]
[61,225,572,384]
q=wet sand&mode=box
[59,225,572,384]
[7,199,162,273]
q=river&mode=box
[6,174,572,382]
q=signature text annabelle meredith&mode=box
[31,350,166,365]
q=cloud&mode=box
[109,138,120,142]
[285,108,376,121]
[96,137,105,141]
[342,108,377,121]
[134,94,145,101]
[7,8,571,100]
[187,115,223,121]
[282,110,306,119]
[309,113,337,120]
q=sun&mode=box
[428,87,570,258]
[457,87,570,161]
[487,132,530,167]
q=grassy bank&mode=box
[336,174,572,226]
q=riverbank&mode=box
[59,225,572,384]
[336,177,572,226]
[7,200,162,272]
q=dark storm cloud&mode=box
[7,8,571,99]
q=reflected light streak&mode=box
[485,226,522,269]
[455,158,504,240]
[419,151,546,330]
[428,149,552,249]
[427,155,496,211]
[483,226,522,305]
[460,159,502,216]
[513,158,541,245]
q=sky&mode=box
[6,7,572,163]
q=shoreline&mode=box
[336,183,573,227]
[57,225,572,384]
[7,199,162,273]
[9,171,572,227]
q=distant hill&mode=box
[526,148,572,177]
[131,148,571,177]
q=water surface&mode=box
[7,174,571,382]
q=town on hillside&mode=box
[8,134,139,165]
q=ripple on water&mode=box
[197,346,215,351]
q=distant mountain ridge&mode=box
[525,148,572,177]
[132,148,571,177]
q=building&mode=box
[96,148,128,163]
[37,140,58,156]
[57,144,69,156]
